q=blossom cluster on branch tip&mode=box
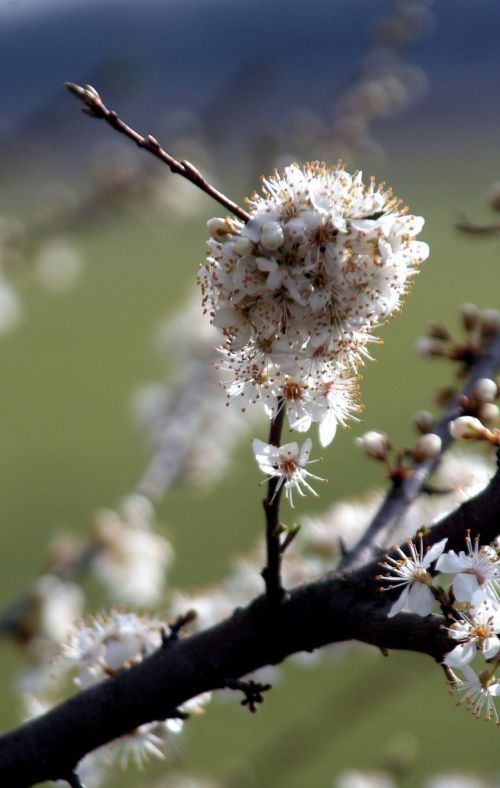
[199,162,428,445]
[379,531,500,724]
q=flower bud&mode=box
[234,236,254,256]
[473,377,497,403]
[413,409,434,434]
[415,337,444,357]
[260,221,284,251]
[449,416,487,441]
[461,302,479,332]
[414,433,442,462]
[356,430,391,460]
[480,309,500,338]
[479,402,499,425]
[207,217,234,241]
[428,320,451,341]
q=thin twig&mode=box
[65,83,250,222]
[340,330,500,571]
[261,398,287,605]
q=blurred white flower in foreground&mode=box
[27,611,211,779]
[92,495,173,606]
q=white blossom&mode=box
[92,500,173,606]
[378,536,447,617]
[444,600,500,666]
[252,437,325,507]
[452,664,500,723]
[435,533,500,603]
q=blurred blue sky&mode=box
[1,0,500,197]
[3,0,500,124]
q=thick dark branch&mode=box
[65,83,250,223]
[2,464,500,785]
[340,330,500,571]
[0,577,447,786]
[262,399,287,604]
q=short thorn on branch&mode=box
[224,679,272,713]
[161,609,197,646]
[64,82,251,222]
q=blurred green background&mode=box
[1,1,500,785]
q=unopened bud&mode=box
[356,430,391,460]
[479,402,499,425]
[261,221,284,252]
[480,309,500,338]
[413,409,434,434]
[207,217,235,241]
[414,433,442,462]
[473,377,497,403]
[234,236,254,256]
[415,336,444,357]
[428,320,451,341]
[449,416,487,441]
[461,302,479,333]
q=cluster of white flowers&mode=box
[26,611,211,784]
[379,531,500,724]
[199,162,428,446]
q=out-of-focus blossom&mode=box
[92,496,173,606]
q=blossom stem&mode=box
[65,83,251,223]
[262,397,288,605]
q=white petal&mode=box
[388,585,410,618]
[424,538,448,567]
[444,641,476,667]
[435,551,469,574]
[453,573,479,602]
[318,412,337,447]
[483,637,500,660]
[408,583,435,616]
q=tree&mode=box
[0,80,498,788]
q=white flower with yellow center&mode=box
[435,532,500,603]
[453,665,500,723]
[378,536,447,618]
[444,600,500,666]
[252,438,324,507]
